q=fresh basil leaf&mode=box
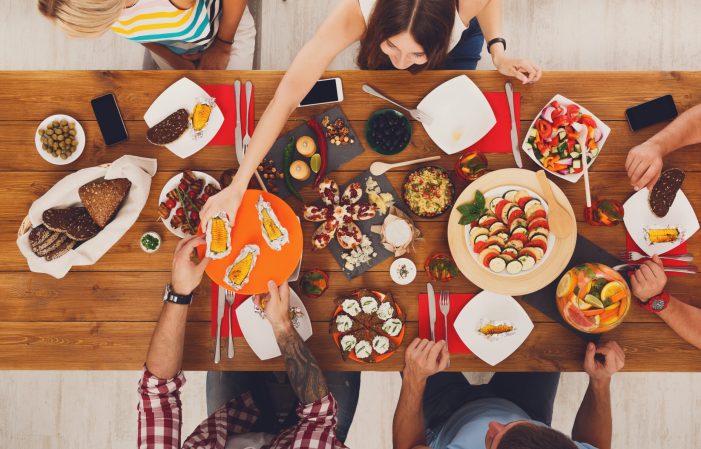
[475,190,486,209]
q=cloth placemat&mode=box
[210,282,246,338]
[202,84,237,146]
[521,234,624,342]
[467,92,521,153]
[625,231,690,276]
[418,293,475,354]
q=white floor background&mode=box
[2,1,701,448]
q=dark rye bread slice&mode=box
[29,225,61,257]
[36,232,71,258]
[45,235,75,261]
[65,207,101,241]
[79,178,132,228]
[649,168,685,217]
[43,207,83,233]
[146,108,189,145]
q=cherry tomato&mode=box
[188,190,197,199]
[200,193,209,202]
[165,198,176,209]
[176,207,185,217]
[190,211,199,221]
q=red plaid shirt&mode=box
[137,367,348,449]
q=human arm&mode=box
[466,0,541,83]
[631,256,701,349]
[393,338,450,449]
[199,0,366,226]
[142,42,196,70]
[198,0,247,69]
[571,341,625,449]
[626,103,701,190]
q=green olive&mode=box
[55,128,62,135]
[60,153,68,159]
[45,128,53,136]
[60,119,67,125]
[38,129,45,136]
[51,120,59,127]
[68,122,75,129]
[64,138,71,145]
[69,129,76,136]
[71,140,78,147]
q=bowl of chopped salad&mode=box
[522,95,610,183]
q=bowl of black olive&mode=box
[365,109,412,155]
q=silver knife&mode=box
[427,283,437,341]
[234,80,244,165]
[214,287,226,363]
[504,81,523,168]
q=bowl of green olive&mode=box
[35,114,85,165]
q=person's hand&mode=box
[166,53,198,70]
[625,141,665,191]
[493,54,542,84]
[583,341,625,383]
[630,255,667,303]
[171,234,210,295]
[255,281,292,333]
[199,181,246,232]
[402,338,450,383]
[197,40,232,70]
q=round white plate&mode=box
[390,258,417,285]
[453,290,534,367]
[623,187,699,256]
[236,286,313,360]
[158,171,220,238]
[464,185,555,277]
[143,77,225,159]
[34,114,85,165]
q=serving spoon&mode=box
[535,170,571,239]
[369,155,441,176]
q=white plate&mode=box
[453,290,533,366]
[417,75,496,155]
[236,286,313,360]
[521,94,611,183]
[143,77,224,159]
[34,114,85,165]
[158,171,220,238]
[623,187,699,256]
[464,185,555,276]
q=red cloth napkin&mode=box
[202,84,236,146]
[210,281,246,337]
[418,293,475,354]
[625,231,689,276]
[466,92,521,153]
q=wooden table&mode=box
[2,70,700,372]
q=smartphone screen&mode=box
[300,79,340,106]
[91,94,128,145]
[625,95,678,131]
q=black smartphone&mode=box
[625,95,678,131]
[91,93,128,145]
[299,77,344,107]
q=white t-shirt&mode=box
[358,0,468,52]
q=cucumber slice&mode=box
[489,197,502,214]
[518,255,536,270]
[506,260,523,274]
[489,257,507,273]
[474,234,489,244]
[503,190,518,202]
[470,226,489,241]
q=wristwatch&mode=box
[638,290,670,313]
[163,283,193,305]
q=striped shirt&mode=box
[112,0,222,55]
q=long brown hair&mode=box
[357,0,456,73]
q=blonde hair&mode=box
[38,0,125,37]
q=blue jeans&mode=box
[422,372,561,442]
[441,17,484,70]
[206,371,360,443]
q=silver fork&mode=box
[439,291,450,342]
[362,84,434,125]
[619,251,693,263]
[224,290,235,359]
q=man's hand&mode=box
[631,255,667,303]
[583,341,625,383]
[256,281,292,333]
[171,234,210,295]
[625,141,665,191]
[198,40,232,70]
[402,338,449,384]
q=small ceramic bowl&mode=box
[365,109,412,155]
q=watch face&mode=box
[651,298,665,311]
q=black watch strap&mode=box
[487,37,506,54]
[163,284,193,305]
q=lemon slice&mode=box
[584,294,604,309]
[310,153,321,173]
[578,299,592,311]
[557,272,575,298]
[601,281,625,301]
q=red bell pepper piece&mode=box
[536,119,553,139]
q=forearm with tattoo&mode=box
[276,327,328,404]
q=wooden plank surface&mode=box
[1,70,700,371]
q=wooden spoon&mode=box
[535,170,571,239]
[369,156,441,176]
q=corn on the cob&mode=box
[647,228,680,244]
[209,217,228,253]
[479,323,514,335]
[192,103,213,132]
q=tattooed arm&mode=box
[258,281,329,403]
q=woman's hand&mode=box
[199,180,246,231]
[493,54,542,84]
[166,53,198,70]
[625,141,665,191]
[198,40,232,70]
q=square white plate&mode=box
[144,77,224,159]
[623,187,699,255]
[521,94,611,183]
[417,75,496,155]
[235,286,313,360]
[453,290,533,366]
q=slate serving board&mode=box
[265,106,364,199]
[311,172,408,280]
[521,234,626,342]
